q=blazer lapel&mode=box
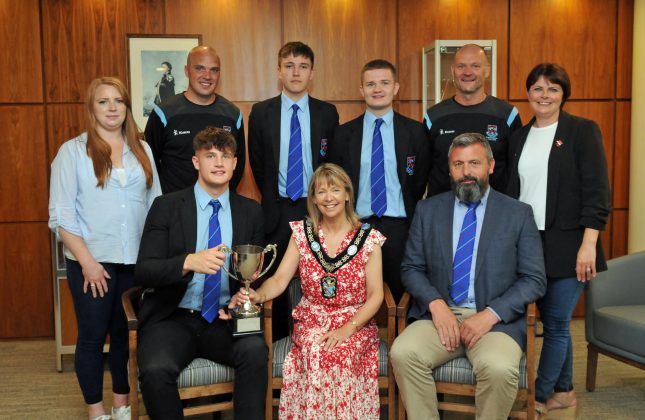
[545,111,570,227]
[309,99,322,166]
[229,193,244,292]
[439,194,455,279]
[475,190,501,282]
[269,98,281,174]
[393,113,408,188]
[350,117,364,201]
[181,190,198,254]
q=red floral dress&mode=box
[279,220,386,419]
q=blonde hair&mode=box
[85,77,153,188]
[306,163,361,231]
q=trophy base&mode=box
[232,315,263,337]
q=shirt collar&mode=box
[194,182,230,212]
[364,108,394,128]
[281,92,309,112]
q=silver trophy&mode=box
[221,244,277,336]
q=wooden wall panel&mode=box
[396,101,424,122]
[42,0,164,102]
[617,0,634,99]
[509,0,617,100]
[165,0,282,102]
[0,0,43,103]
[0,106,48,222]
[334,103,367,125]
[0,223,53,338]
[47,104,86,164]
[613,102,630,209]
[233,101,261,202]
[284,0,396,101]
[611,209,628,257]
[398,0,510,101]
[564,102,615,190]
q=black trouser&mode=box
[66,259,132,404]
[137,310,267,419]
[265,197,308,341]
[362,216,410,303]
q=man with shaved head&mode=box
[425,44,521,196]
[145,46,245,193]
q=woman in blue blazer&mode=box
[507,63,611,417]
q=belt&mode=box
[176,308,202,316]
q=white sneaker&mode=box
[111,405,131,420]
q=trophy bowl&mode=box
[222,244,277,336]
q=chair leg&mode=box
[586,344,598,392]
[398,393,406,420]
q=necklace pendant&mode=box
[321,275,337,299]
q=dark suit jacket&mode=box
[135,187,264,330]
[506,111,611,278]
[401,189,547,349]
[329,112,430,219]
[248,95,339,234]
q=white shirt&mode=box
[518,122,558,230]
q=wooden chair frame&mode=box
[122,286,272,419]
[264,282,398,420]
[396,292,536,419]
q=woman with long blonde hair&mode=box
[49,77,161,420]
[231,163,385,418]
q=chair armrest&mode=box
[383,283,396,317]
[263,298,273,318]
[587,252,645,313]
[526,302,536,327]
[122,286,143,331]
[397,292,411,333]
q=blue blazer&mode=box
[401,189,547,349]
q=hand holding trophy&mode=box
[222,244,277,336]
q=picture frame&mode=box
[126,34,202,130]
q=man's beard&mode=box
[451,175,487,203]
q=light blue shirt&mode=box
[48,133,161,264]
[356,110,406,218]
[278,93,313,198]
[178,183,233,310]
[451,188,490,309]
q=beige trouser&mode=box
[390,309,522,420]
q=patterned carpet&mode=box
[0,319,643,419]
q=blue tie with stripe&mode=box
[202,199,222,323]
[371,118,387,217]
[286,103,303,201]
[451,202,480,304]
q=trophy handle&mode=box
[257,244,278,279]
[219,245,240,282]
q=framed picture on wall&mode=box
[126,34,202,130]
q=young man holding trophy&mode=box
[135,127,267,419]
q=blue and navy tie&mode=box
[370,118,387,217]
[202,199,222,323]
[451,202,480,304]
[286,104,303,201]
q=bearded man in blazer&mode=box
[329,59,430,301]
[390,133,546,420]
[248,41,338,340]
[135,127,266,420]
